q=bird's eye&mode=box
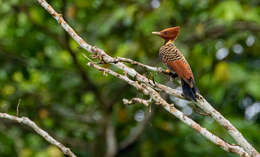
[164,31,168,35]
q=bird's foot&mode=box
[164,69,178,79]
[165,69,171,73]
[195,94,204,101]
[169,72,178,79]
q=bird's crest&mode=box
[152,26,180,41]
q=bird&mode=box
[152,26,199,101]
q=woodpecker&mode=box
[152,26,198,101]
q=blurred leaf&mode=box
[247,75,260,99]
[29,7,43,24]
[19,148,33,157]
[212,87,225,104]
[213,0,243,22]
[243,8,260,23]
[59,50,72,65]
[214,61,229,82]
[13,71,24,82]
[26,134,43,150]
[228,63,247,83]
[82,92,95,104]
[39,109,49,119]
[46,146,63,157]
[2,85,15,96]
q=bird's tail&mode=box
[181,79,199,102]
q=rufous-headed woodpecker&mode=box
[152,26,198,101]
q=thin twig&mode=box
[100,56,178,77]
[123,97,152,106]
[16,99,21,117]
[105,57,165,73]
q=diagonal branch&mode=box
[99,57,260,157]
[98,56,260,157]
[25,1,108,107]
[35,0,259,156]
[88,62,249,157]
[105,57,259,157]
[106,57,166,74]
[0,113,76,157]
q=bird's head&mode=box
[152,26,180,41]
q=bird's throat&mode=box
[164,39,174,45]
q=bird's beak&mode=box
[152,32,161,36]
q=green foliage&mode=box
[0,0,260,157]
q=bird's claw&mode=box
[164,69,178,79]
[195,94,203,101]
[165,69,171,73]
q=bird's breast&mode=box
[159,43,194,81]
[159,43,186,64]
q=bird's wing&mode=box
[167,60,194,87]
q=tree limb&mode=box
[0,113,77,157]
[35,0,259,156]
[100,57,260,157]
[88,62,249,157]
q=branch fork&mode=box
[10,0,257,156]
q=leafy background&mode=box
[0,0,259,156]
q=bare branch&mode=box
[107,56,260,157]
[123,97,152,106]
[88,62,249,157]
[100,56,180,78]
[109,51,260,157]
[0,113,77,157]
[106,57,165,73]
[196,96,260,157]
[35,0,259,156]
